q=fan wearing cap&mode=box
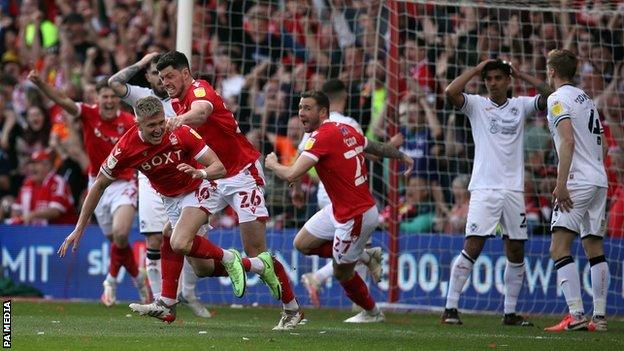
[10,150,77,225]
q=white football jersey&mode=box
[461,93,540,191]
[546,85,607,188]
[122,84,176,118]
[298,111,362,208]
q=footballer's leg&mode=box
[442,236,485,325]
[545,227,587,331]
[501,238,532,326]
[179,258,212,318]
[144,233,162,300]
[171,206,246,298]
[583,237,609,331]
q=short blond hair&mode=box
[135,96,164,119]
[547,49,578,80]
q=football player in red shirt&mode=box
[265,90,413,323]
[28,71,147,307]
[59,96,249,323]
[11,149,78,225]
[133,51,297,330]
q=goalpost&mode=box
[183,0,624,316]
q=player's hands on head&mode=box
[264,152,278,170]
[401,154,414,177]
[58,229,84,258]
[552,184,573,212]
[166,117,183,132]
[476,59,496,73]
[176,163,203,178]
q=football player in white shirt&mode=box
[543,49,610,332]
[442,59,552,326]
[293,79,382,308]
[108,53,211,318]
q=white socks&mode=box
[145,257,162,299]
[589,255,609,317]
[221,249,234,262]
[180,259,199,300]
[503,260,525,315]
[248,257,265,274]
[445,250,474,310]
[555,256,584,316]
[313,261,334,283]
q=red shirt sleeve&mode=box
[100,141,132,180]
[177,125,210,160]
[301,128,331,162]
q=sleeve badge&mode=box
[190,128,202,140]
[106,155,118,169]
[304,138,316,151]
[550,101,564,116]
[193,87,206,98]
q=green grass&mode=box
[9,300,624,350]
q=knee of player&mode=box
[332,264,354,282]
[169,236,191,255]
[111,233,130,247]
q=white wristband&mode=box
[199,169,208,179]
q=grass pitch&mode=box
[10,300,624,350]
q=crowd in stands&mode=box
[0,0,622,237]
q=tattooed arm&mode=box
[109,52,160,97]
[364,139,414,176]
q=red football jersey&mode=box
[301,121,376,222]
[15,172,78,225]
[172,79,260,177]
[78,103,135,180]
[100,125,209,197]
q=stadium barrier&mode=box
[1,225,622,316]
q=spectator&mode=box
[389,176,435,234]
[608,147,624,238]
[9,149,77,225]
[434,174,470,234]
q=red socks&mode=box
[273,258,295,304]
[340,273,375,311]
[188,236,224,260]
[109,243,138,278]
[161,236,184,300]
[308,242,333,258]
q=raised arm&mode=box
[109,52,160,97]
[445,60,493,109]
[177,146,226,180]
[58,173,114,257]
[512,68,554,111]
[265,152,317,183]
[28,70,80,117]
[167,100,214,131]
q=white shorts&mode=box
[465,189,527,240]
[304,204,379,264]
[89,177,137,236]
[161,179,211,235]
[551,186,607,238]
[138,172,168,235]
[204,160,269,224]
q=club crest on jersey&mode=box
[190,128,202,140]
[169,133,179,145]
[107,155,118,169]
[550,101,564,116]
[193,87,206,98]
[117,124,126,135]
[510,107,518,116]
[340,126,349,136]
[304,138,316,150]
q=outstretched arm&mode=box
[364,139,414,176]
[177,146,227,180]
[109,52,160,97]
[28,70,80,117]
[58,173,113,257]
[166,101,214,131]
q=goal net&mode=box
[187,0,624,316]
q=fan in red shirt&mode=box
[10,150,77,225]
[146,51,300,330]
[28,71,144,307]
[58,96,253,323]
[265,90,413,323]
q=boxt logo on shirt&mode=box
[140,150,184,171]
